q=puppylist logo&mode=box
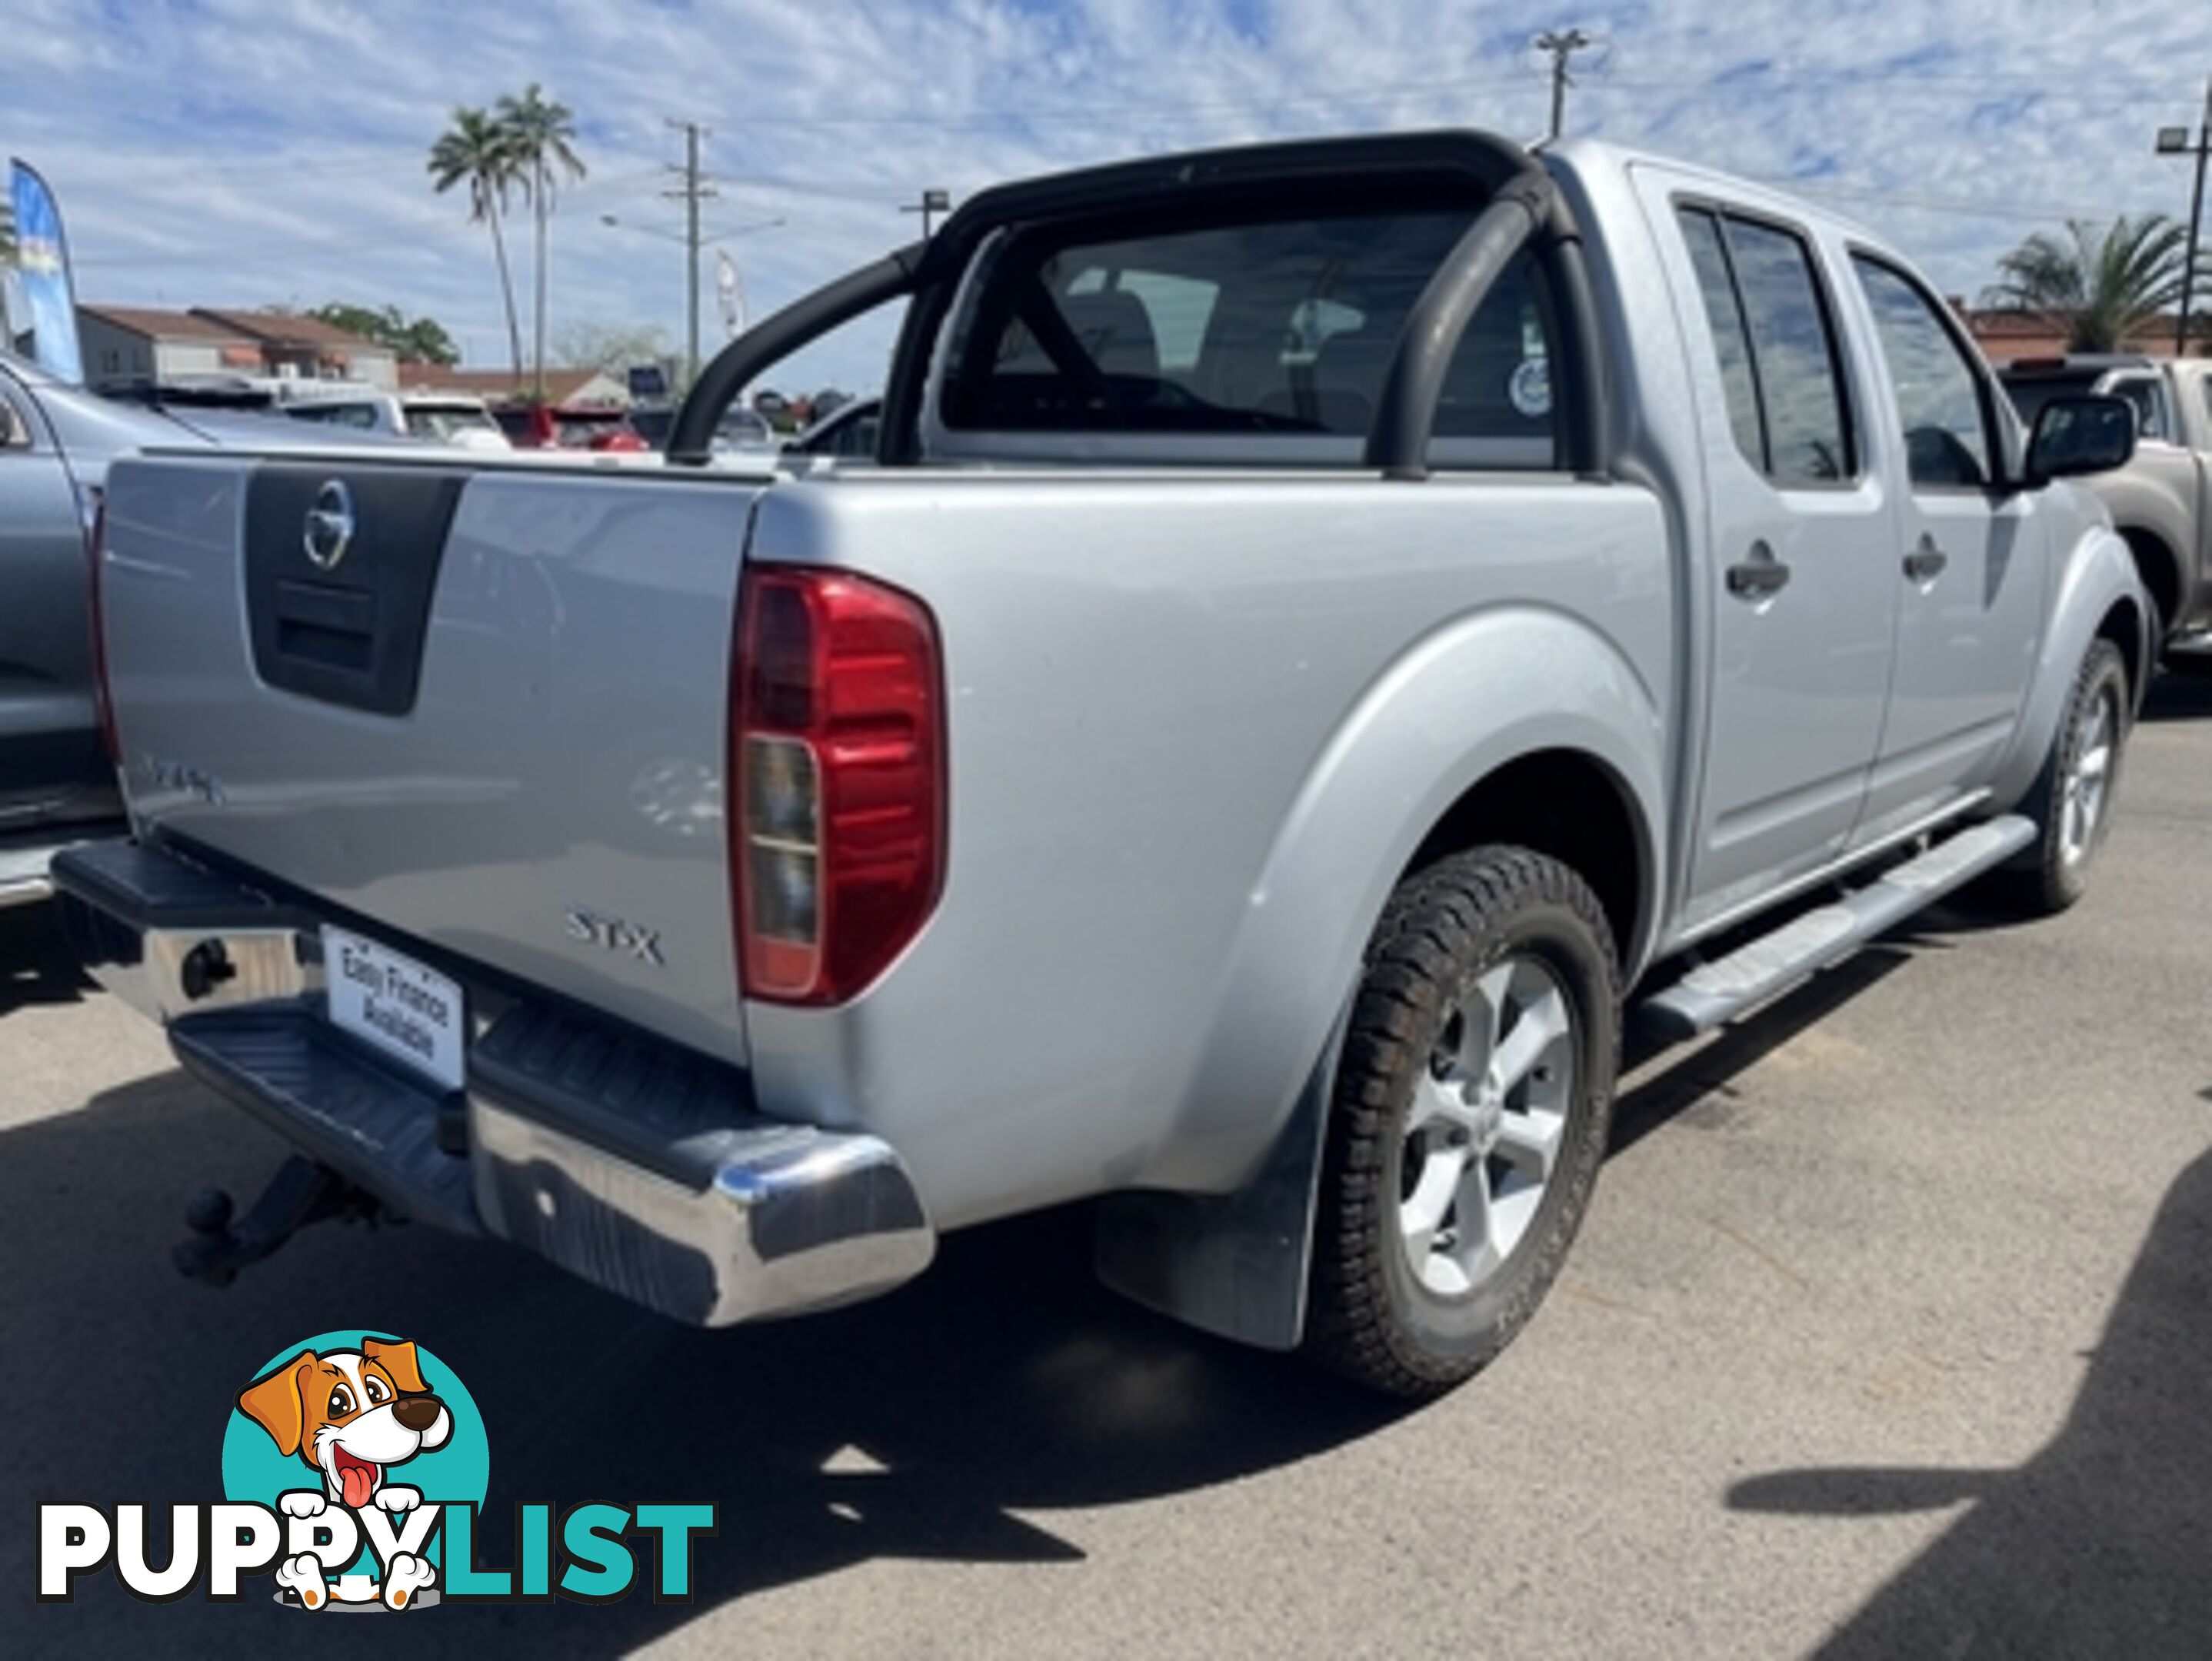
[38,1329,715,1609]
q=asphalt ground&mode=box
[8,674,2210,1659]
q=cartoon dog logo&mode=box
[235,1337,452,1609]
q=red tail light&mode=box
[733,566,944,1004]
[82,489,121,767]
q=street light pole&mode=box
[2160,80,2212,358]
[901,188,951,239]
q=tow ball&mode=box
[173,1156,386,1287]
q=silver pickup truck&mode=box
[2001,353,2212,657]
[58,131,2148,1396]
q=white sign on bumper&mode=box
[321,926,467,1093]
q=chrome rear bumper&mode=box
[0,827,112,910]
[52,837,934,1326]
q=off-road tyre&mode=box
[1304,846,1621,1398]
[2000,637,2130,916]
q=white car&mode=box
[281,388,512,451]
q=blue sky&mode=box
[8,0,2210,392]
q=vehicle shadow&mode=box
[0,900,92,1017]
[7,1072,1402,1656]
[1616,947,1911,1153]
[1727,1143,2212,1659]
[2136,664,2212,724]
[12,924,1952,1655]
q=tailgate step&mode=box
[472,1000,771,1190]
[1640,815,2037,1040]
[170,1009,478,1234]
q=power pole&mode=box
[664,119,718,389]
[1534,27,1593,142]
[901,188,951,240]
[2159,78,2211,358]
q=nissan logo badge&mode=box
[304,479,356,571]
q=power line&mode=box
[1756,179,2174,225]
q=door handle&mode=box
[1903,538,1948,582]
[1726,543,1792,600]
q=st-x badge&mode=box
[565,908,665,966]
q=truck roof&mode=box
[1998,352,2159,378]
[1543,136,1888,249]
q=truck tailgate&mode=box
[98,453,765,1066]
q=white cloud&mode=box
[11,0,2208,392]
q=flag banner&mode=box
[9,160,85,382]
[716,249,745,340]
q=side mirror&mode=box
[2025,394,2135,487]
[0,400,28,448]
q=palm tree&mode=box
[1981,215,2201,353]
[428,106,526,384]
[495,83,587,403]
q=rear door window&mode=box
[1674,205,1854,485]
[940,205,1560,467]
[1677,210,1767,468]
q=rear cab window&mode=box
[2001,368,2103,431]
[289,401,381,431]
[2102,374,2173,444]
[405,404,500,442]
[932,199,1563,470]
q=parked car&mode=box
[2000,354,2212,659]
[783,395,880,461]
[2,355,420,907]
[0,350,198,904]
[493,401,649,452]
[60,130,2147,1397]
[628,402,778,456]
[95,372,279,413]
[282,388,513,451]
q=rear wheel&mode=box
[2003,637,2129,915]
[1305,847,1620,1397]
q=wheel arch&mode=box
[2097,588,2150,712]
[1990,524,2151,808]
[2118,523,2183,641]
[1166,603,1665,1184]
[1401,745,1651,977]
[1096,605,1665,1351]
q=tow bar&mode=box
[173,1156,387,1287]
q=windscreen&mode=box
[404,404,499,442]
[940,205,1560,464]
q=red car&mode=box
[492,403,648,451]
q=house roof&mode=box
[1962,308,2063,339]
[77,304,252,345]
[187,308,388,353]
[397,364,628,406]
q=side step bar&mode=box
[1641,814,2036,1040]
